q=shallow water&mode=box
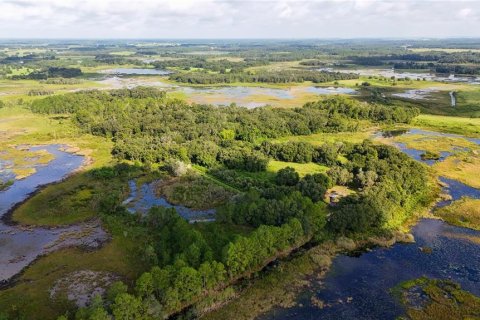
[377,128,480,165]
[392,88,439,100]
[438,177,480,207]
[262,219,480,320]
[449,91,456,107]
[263,129,480,319]
[306,86,357,95]
[0,145,107,284]
[123,180,216,222]
[96,74,356,108]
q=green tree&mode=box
[136,272,154,298]
[174,267,202,301]
[112,293,144,320]
[275,167,299,186]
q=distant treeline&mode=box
[350,52,480,75]
[170,70,358,84]
[0,53,55,65]
[30,89,418,168]
[11,67,82,80]
[299,60,328,66]
[152,58,266,73]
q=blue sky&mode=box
[0,0,479,38]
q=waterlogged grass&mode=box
[267,160,329,177]
[412,114,480,138]
[395,277,480,320]
[455,90,480,117]
[433,153,480,189]
[435,197,480,230]
[12,172,103,226]
[157,174,235,210]
[0,146,54,179]
[394,134,478,154]
[0,107,114,225]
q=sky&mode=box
[1,0,479,39]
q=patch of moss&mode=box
[395,277,480,320]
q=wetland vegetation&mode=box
[0,38,480,320]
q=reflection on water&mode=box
[377,128,480,166]
[123,180,216,222]
[263,219,480,320]
[392,88,439,100]
[263,128,480,320]
[95,74,357,108]
[306,86,357,95]
[182,86,294,100]
[0,145,107,284]
[438,177,480,207]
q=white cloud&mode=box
[0,0,479,38]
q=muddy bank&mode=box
[0,144,108,285]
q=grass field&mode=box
[412,114,480,137]
[435,197,480,231]
[267,160,329,177]
[272,129,374,145]
[0,106,114,225]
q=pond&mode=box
[123,180,216,222]
[306,86,357,95]
[391,88,440,100]
[262,129,480,319]
[0,145,107,284]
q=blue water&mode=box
[123,180,216,222]
[264,219,480,320]
[377,128,480,166]
[437,177,480,207]
[0,145,84,217]
[262,129,480,320]
[0,145,101,283]
[395,142,451,165]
